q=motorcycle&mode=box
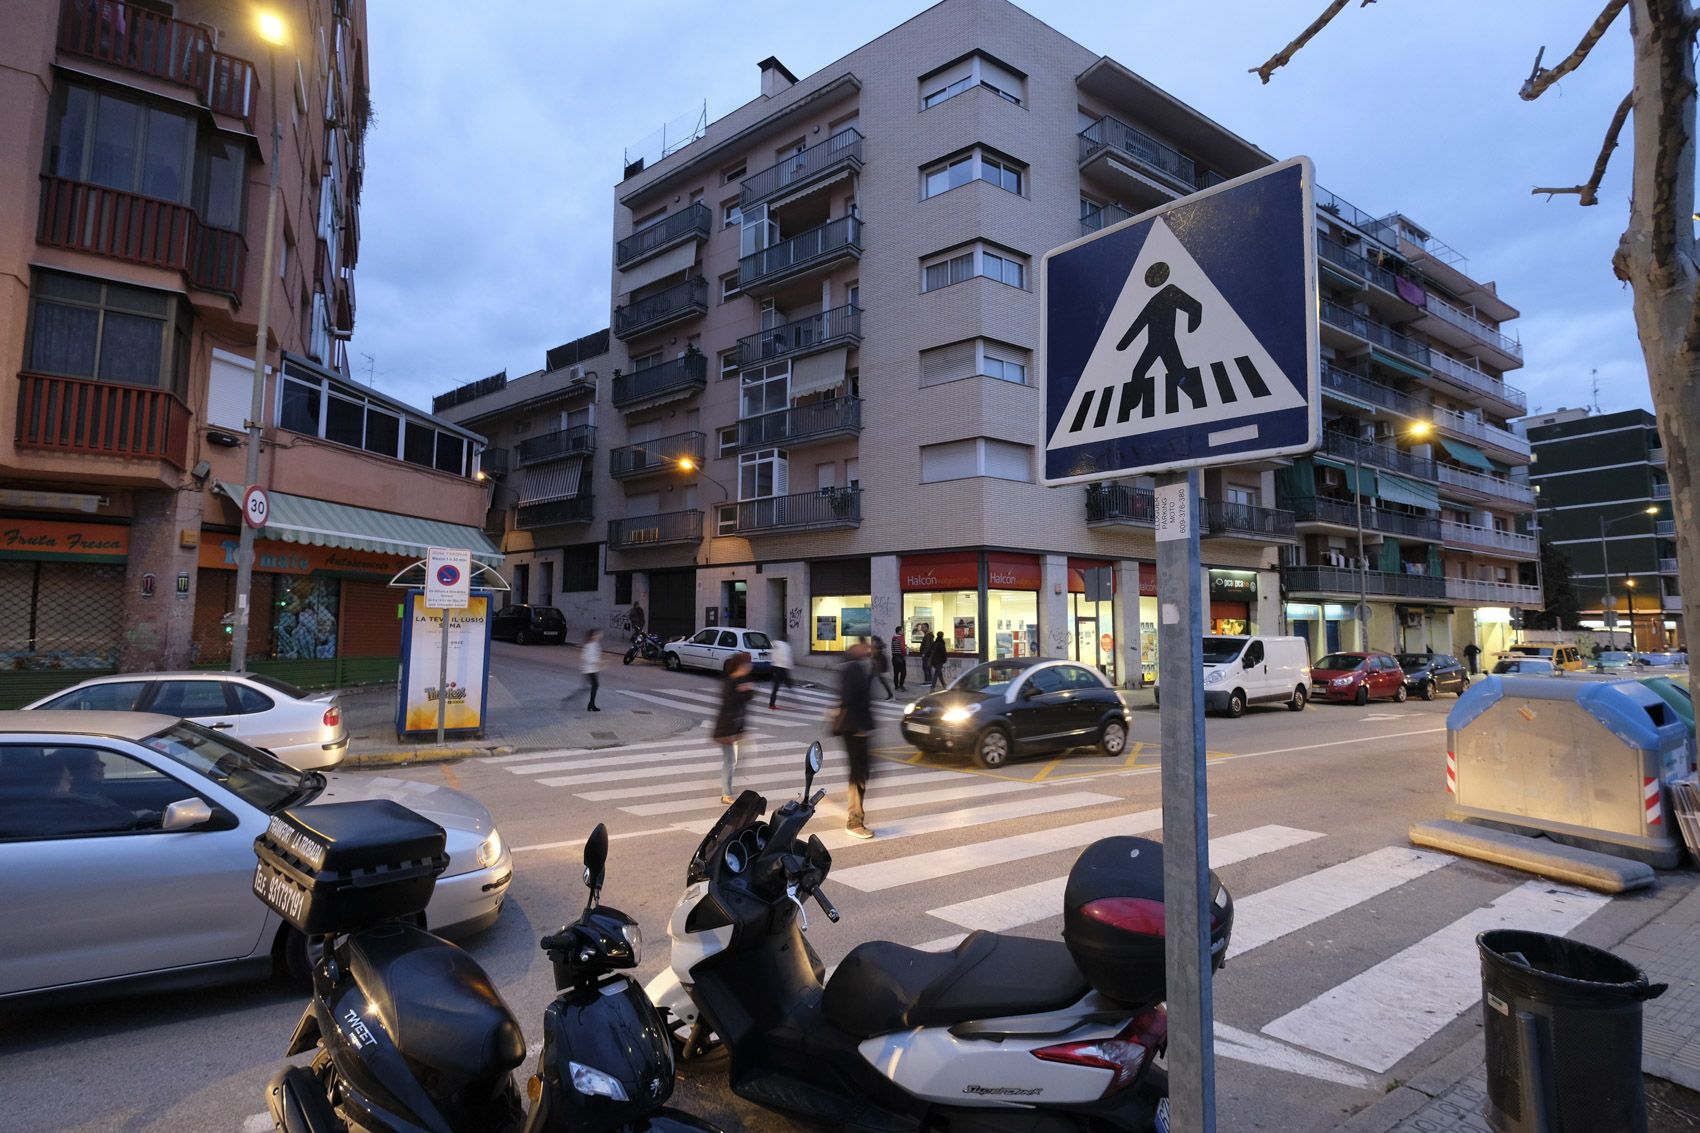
[256,799,720,1133]
[644,742,1234,1133]
[624,632,666,666]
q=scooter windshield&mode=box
[688,789,768,884]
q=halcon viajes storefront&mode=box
[899,551,1041,662]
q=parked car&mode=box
[24,672,346,770]
[1394,654,1470,700]
[662,627,774,674]
[1310,652,1408,705]
[0,712,511,1005]
[1491,656,1558,676]
[489,604,567,644]
[901,658,1128,768]
[1190,635,1312,717]
[1505,644,1585,671]
[1596,650,1637,670]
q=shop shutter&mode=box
[919,340,977,387]
[339,579,401,657]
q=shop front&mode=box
[1209,569,1258,635]
[809,558,872,653]
[0,516,130,706]
[899,551,1041,663]
[1135,563,1158,685]
[1068,557,1117,682]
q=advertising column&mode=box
[396,589,492,740]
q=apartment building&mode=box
[0,0,495,706]
[1524,408,1681,649]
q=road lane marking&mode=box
[611,688,811,725]
[509,739,796,775]
[513,825,682,853]
[536,749,842,787]
[1227,846,1453,959]
[574,763,953,803]
[673,791,1122,850]
[1213,1023,1376,1089]
[614,767,978,815]
[1225,727,1447,761]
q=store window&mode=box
[986,553,1040,659]
[1209,570,1257,635]
[1068,558,1117,682]
[810,559,872,654]
[272,576,339,660]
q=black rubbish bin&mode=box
[1478,929,1667,1133]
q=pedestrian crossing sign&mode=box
[1040,156,1319,484]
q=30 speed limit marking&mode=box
[242,484,269,529]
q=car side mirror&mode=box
[161,798,214,832]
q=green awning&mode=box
[218,482,502,561]
[1376,471,1440,511]
[1317,457,1377,497]
[1368,347,1430,381]
[1438,436,1496,471]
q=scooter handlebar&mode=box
[812,886,840,923]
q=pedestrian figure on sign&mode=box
[927,629,950,691]
[768,633,795,709]
[713,652,755,805]
[869,635,894,700]
[1463,642,1481,675]
[1115,261,1204,420]
[890,625,908,691]
[835,642,877,840]
[919,626,935,687]
[579,629,603,712]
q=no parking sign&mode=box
[425,546,471,609]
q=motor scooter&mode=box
[624,632,666,665]
[644,742,1233,1132]
[256,800,720,1133]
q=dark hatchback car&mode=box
[1394,653,1470,700]
[899,658,1128,769]
[489,604,567,644]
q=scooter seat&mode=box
[822,930,1090,1038]
[345,924,526,1079]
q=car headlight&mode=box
[476,829,504,868]
[621,922,642,965]
[569,1061,629,1101]
[940,703,981,725]
[1205,669,1226,685]
[1331,676,1353,687]
[903,701,918,716]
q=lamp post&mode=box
[1598,506,1660,651]
[1626,578,1638,654]
[231,10,288,673]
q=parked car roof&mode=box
[0,710,177,741]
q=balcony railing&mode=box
[478,447,509,476]
[737,398,863,451]
[38,176,246,301]
[1319,300,1430,364]
[735,305,862,368]
[613,276,708,341]
[607,510,703,549]
[736,488,862,534]
[1660,557,1680,574]
[1290,496,1442,541]
[515,496,593,529]
[1201,499,1296,540]
[738,216,862,292]
[1649,447,1666,466]
[609,431,704,479]
[1317,238,1370,282]
[1653,482,1672,500]
[57,0,257,127]
[1445,578,1543,606]
[1429,404,1529,457]
[1656,519,1677,537]
[1281,565,1448,600]
[1080,202,1135,236]
[1420,294,1523,360]
[1320,430,1435,480]
[615,202,711,269]
[1315,186,1402,249]
[1078,115,1195,189]
[1434,463,1535,505]
[1321,363,1421,417]
[1427,352,1527,414]
[1085,482,1155,525]
[1440,520,1537,557]
[612,354,707,409]
[741,128,864,209]
[15,372,190,468]
[516,425,595,466]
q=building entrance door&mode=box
[725,580,748,626]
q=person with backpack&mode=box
[869,635,894,700]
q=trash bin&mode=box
[1478,929,1666,1133]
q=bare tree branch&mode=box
[1520,0,1630,100]
[1249,0,1375,85]
[1529,91,1635,205]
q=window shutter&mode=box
[207,349,253,430]
[920,340,977,387]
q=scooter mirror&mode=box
[582,823,609,896]
[805,741,823,794]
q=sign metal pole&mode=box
[438,608,449,744]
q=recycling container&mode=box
[1478,929,1665,1133]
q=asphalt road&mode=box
[2,643,1689,1133]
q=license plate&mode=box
[906,723,931,734]
[1155,1097,1171,1133]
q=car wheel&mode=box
[1227,689,1246,718]
[515,629,531,645]
[664,652,682,672]
[1100,718,1128,756]
[1354,685,1369,706]
[1394,684,1409,703]
[1421,680,1437,701]
[1289,685,1307,711]
[1458,676,1470,696]
[974,727,1011,769]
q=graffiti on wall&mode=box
[787,605,803,631]
[1048,627,1069,655]
[871,595,894,632]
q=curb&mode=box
[345,745,511,767]
[1334,1037,1485,1132]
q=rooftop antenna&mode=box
[1590,368,1601,414]
[360,353,378,387]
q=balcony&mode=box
[741,128,864,210]
[1429,404,1529,460]
[1649,447,1666,466]
[479,447,509,477]
[1416,293,1523,368]
[615,202,711,270]
[1315,186,1401,248]
[1201,499,1296,541]
[1316,238,1370,285]
[609,431,704,480]
[1078,115,1196,201]
[1085,482,1155,526]
[1445,578,1543,607]
[1656,519,1677,537]
[1320,363,1422,417]
[1290,496,1442,541]
[608,510,703,550]
[1080,202,1135,237]
[56,0,257,127]
[1660,557,1680,574]
[1281,565,1448,601]
[1320,430,1435,481]
[1665,593,1683,612]
[15,372,190,469]
[1427,352,1527,416]
[735,305,862,368]
[612,354,707,411]
[737,398,863,452]
[515,496,593,529]
[516,425,595,467]
[1432,463,1535,506]
[613,276,708,341]
[38,176,248,302]
[1440,520,1537,558]
[738,216,862,295]
[1319,300,1430,366]
[1653,482,1672,500]
[736,488,861,534]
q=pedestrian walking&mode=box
[768,633,795,709]
[869,635,894,700]
[713,652,756,804]
[1463,642,1480,674]
[835,642,877,839]
[927,627,950,691]
[579,629,603,712]
[919,626,935,687]
[890,625,908,691]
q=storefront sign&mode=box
[1209,570,1258,599]
[986,552,1042,591]
[396,591,492,739]
[200,536,409,578]
[0,518,129,561]
[901,553,979,591]
[1140,562,1158,597]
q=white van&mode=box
[1201,635,1312,717]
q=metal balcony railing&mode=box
[1078,115,1195,188]
[737,398,863,450]
[1653,482,1672,500]
[1080,202,1135,236]
[613,276,708,340]
[609,431,704,479]
[1445,578,1543,606]
[515,496,593,529]
[516,425,595,466]
[38,176,247,301]
[1440,520,1537,557]
[736,305,862,368]
[1320,364,1421,417]
[1319,300,1431,364]
[1085,482,1155,525]
[1648,447,1666,466]
[1429,404,1529,457]
[1656,519,1677,536]
[1290,496,1442,541]
[1317,238,1370,281]
[615,202,711,269]
[608,510,703,549]
[612,354,708,409]
[1320,430,1435,480]
[15,372,190,468]
[735,488,862,533]
[1660,557,1680,574]
[741,129,864,209]
[479,447,509,476]
[57,0,257,127]
[1420,294,1523,360]
[1315,186,1402,248]
[738,216,862,291]
[1427,352,1527,414]
[1201,499,1296,540]
[1433,463,1536,505]
[1281,565,1448,600]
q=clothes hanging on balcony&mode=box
[1394,277,1428,308]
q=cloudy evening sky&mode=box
[348,1,1649,421]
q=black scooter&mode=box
[256,800,719,1133]
[624,632,666,665]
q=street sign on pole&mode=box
[241,485,269,530]
[1040,156,1318,1133]
[425,547,472,742]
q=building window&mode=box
[722,162,746,184]
[922,148,1023,199]
[47,83,198,204]
[26,270,189,394]
[920,339,1031,387]
[715,503,737,536]
[739,448,787,500]
[722,199,742,229]
[920,438,1033,484]
[740,361,790,419]
[561,544,599,591]
[919,52,1026,110]
[921,243,1028,293]
[277,357,479,478]
[718,426,738,457]
[719,348,739,380]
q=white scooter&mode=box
[644,742,1235,1132]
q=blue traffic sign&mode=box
[1040,157,1318,484]
[436,564,461,587]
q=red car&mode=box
[1310,652,1408,705]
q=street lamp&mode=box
[1347,419,1432,651]
[231,8,289,673]
[1598,505,1660,650]
[674,455,731,501]
[1626,578,1638,654]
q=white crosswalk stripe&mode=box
[1225,846,1452,960]
[613,688,811,725]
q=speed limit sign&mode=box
[242,485,269,530]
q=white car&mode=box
[0,711,511,1004]
[24,672,347,770]
[663,627,775,674]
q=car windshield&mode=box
[744,632,773,650]
[1314,654,1363,672]
[953,661,1029,694]
[250,674,308,700]
[142,720,313,811]
[1395,655,1431,669]
[1201,637,1245,665]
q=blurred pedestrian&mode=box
[835,642,876,839]
[713,652,756,804]
[869,635,894,700]
[890,625,908,691]
[579,628,603,712]
[927,627,950,690]
[919,626,935,687]
[1463,642,1480,674]
[768,633,795,709]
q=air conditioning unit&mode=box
[1374,421,1395,441]
[1321,467,1345,488]
[565,365,587,384]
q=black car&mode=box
[899,658,1128,769]
[490,604,567,644]
[1394,653,1469,700]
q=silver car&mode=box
[24,672,348,770]
[0,712,511,1004]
